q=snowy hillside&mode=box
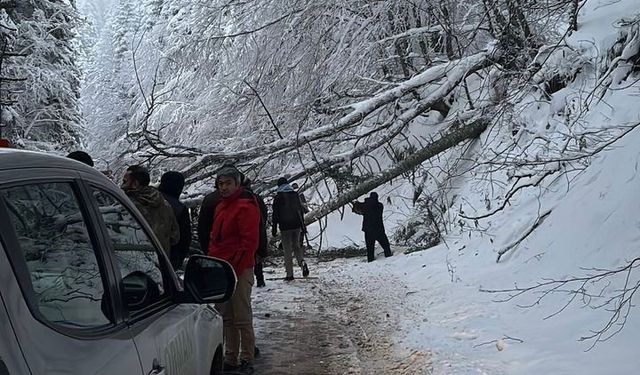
[313,1,640,373]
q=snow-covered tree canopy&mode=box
[1,0,83,151]
[81,0,589,199]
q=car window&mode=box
[1,182,112,328]
[91,188,168,310]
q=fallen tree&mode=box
[303,117,490,224]
[181,47,497,180]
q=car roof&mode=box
[0,148,106,179]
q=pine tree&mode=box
[6,0,83,149]
[0,8,24,144]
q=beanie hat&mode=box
[277,177,288,186]
[67,151,94,167]
[159,171,185,198]
[216,165,242,187]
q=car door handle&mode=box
[148,359,166,375]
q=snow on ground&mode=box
[266,1,640,374]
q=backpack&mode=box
[277,192,303,226]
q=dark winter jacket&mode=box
[207,187,260,275]
[272,184,305,234]
[124,186,179,254]
[198,191,219,252]
[353,196,386,233]
[199,189,268,258]
[160,192,192,263]
[254,193,269,258]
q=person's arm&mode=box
[299,193,309,213]
[271,195,279,236]
[238,201,260,257]
[177,206,192,253]
[197,196,214,252]
[352,201,364,215]
[169,209,180,246]
[294,193,306,231]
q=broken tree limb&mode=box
[252,108,485,194]
[303,118,490,225]
[181,48,498,179]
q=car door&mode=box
[0,240,31,375]
[86,182,222,375]
[0,169,143,375]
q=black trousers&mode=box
[364,231,392,262]
[254,261,265,285]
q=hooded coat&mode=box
[199,184,268,258]
[207,187,260,275]
[124,186,179,254]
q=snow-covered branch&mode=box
[182,47,498,179]
[304,118,490,224]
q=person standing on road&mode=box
[352,192,393,262]
[207,165,260,374]
[272,177,309,281]
[198,172,268,288]
[158,171,192,270]
[121,165,179,255]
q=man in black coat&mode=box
[158,171,192,270]
[272,177,309,280]
[352,192,393,262]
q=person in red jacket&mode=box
[208,165,260,374]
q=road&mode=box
[251,258,432,374]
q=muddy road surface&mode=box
[251,259,432,374]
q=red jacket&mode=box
[207,187,260,276]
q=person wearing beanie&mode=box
[206,164,260,373]
[272,177,309,280]
[158,171,192,270]
[352,191,393,262]
[277,177,288,186]
[67,150,94,167]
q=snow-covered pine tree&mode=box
[0,7,23,143]
[5,0,83,150]
[81,0,147,158]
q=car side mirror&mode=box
[182,255,236,304]
[122,271,160,310]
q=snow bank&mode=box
[314,0,640,373]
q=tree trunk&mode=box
[304,118,490,224]
[570,0,579,32]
